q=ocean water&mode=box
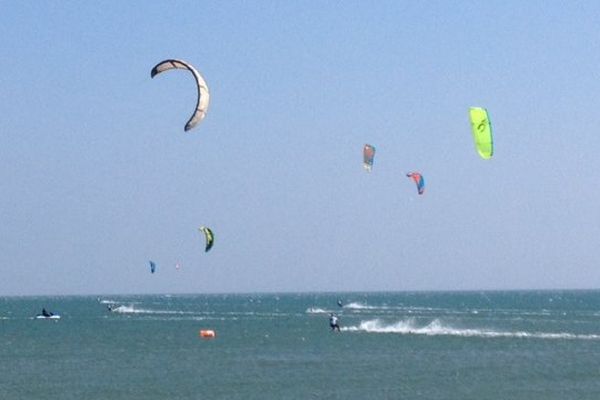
[2,291,600,399]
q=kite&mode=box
[363,144,376,172]
[151,59,210,131]
[469,107,493,159]
[199,226,214,252]
[406,172,425,195]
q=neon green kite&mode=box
[469,107,493,159]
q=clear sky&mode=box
[2,1,600,296]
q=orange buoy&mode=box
[199,329,216,339]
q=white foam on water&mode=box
[344,302,381,310]
[341,318,600,340]
[100,299,141,305]
[110,305,195,315]
[305,307,331,314]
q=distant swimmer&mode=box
[329,313,340,332]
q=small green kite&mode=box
[199,226,214,252]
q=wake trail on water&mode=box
[341,318,600,340]
[343,302,382,310]
[110,306,287,320]
[110,305,195,315]
[305,307,332,314]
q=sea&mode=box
[2,290,600,399]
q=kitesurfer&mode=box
[41,308,52,317]
[329,313,341,332]
[337,299,343,307]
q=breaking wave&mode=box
[341,318,600,340]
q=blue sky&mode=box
[2,1,600,295]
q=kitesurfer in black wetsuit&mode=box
[329,313,341,332]
[41,308,52,317]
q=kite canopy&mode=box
[363,144,376,172]
[406,172,425,195]
[469,107,493,159]
[199,226,214,252]
[151,59,210,131]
